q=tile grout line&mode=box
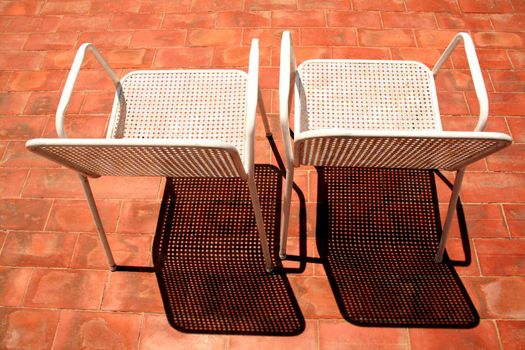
[49,308,62,350]
[498,203,512,239]
[406,326,412,350]
[316,319,320,350]
[68,232,81,269]
[136,313,145,350]
[42,197,55,232]
[20,267,35,308]
[99,269,111,310]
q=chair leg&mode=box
[279,166,294,259]
[435,168,466,263]
[79,175,117,271]
[247,176,273,273]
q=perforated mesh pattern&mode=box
[110,71,249,161]
[34,144,241,178]
[153,166,304,335]
[298,136,508,170]
[298,61,439,131]
[318,168,478,327]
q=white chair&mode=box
[26,39,274,273]
[278,31,512,262]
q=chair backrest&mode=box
[26,138,246,179]
[295,130,511,170]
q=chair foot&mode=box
[110,264,117,272]
[279,253,287,260]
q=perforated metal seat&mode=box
[278,31,512,262]
[26,40,274,273]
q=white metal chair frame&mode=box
[278,31,512,263]
[27,40,274,273]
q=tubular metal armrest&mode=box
[56,43,121,138]
[432,33,488,132]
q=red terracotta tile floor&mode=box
[1,0,524,348]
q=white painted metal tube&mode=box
[279,166,294,259]
[248,176,273,273]
[258,87,272,137]
[56,43,120,138]
[278,31,297,259]
[79,175,117,271]
[245,39,259,178]
[435,168,466,263]
[432,33,489,132]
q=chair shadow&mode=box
[315,167,479,328]
[267,135,317,273]
[151,160,305,335]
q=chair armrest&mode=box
[279,31,297,170]
[56,43,120,138]
[432,32,488,132]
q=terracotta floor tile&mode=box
[281,237,315,275]
[0,198,52,231]
[0,168,28,198]
[0,231,76,267]
[289,276,340,318]
[139,314,228,350]
[0,267,32,306]
[460,172,525,203]
[503,204,525,238]
[507,117,525,143]
[42,114,109,139]
[0,141,7,160]
[463,277,525,319]
[117,201,160,234]
[287,202,317,238]
[486,144,525,172]
[409,320,500,350]
[0,93,32,116]
[53,310,142,350]
[1,141,60,168]
[229,319,318,349]
[439,203,508,239]
[445,238,481,277]
[22,169,84,199]
[102,272,163,313]
[475,239,525,276]
[24,269,107,309]
[497,320,525,350]
[319,319,409,349]
[91,176,162,200]
[289,169,308,203]
[24,91,62,115]
[45,199,121,233]
[71,233,153,269]
[0,308,59,350]
[0,117,48,143]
